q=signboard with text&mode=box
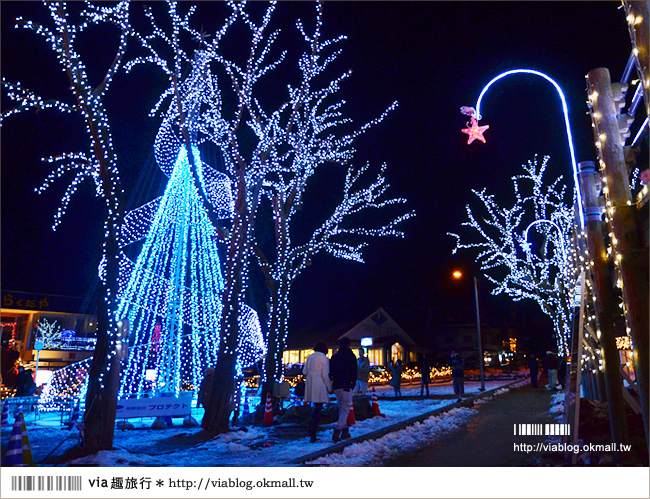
[116,392,193,419]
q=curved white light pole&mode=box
[521,219,569,277]
[474,69,584,229]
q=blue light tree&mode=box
[449,155,577,355]
[115,47,265,398]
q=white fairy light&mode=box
[449,155,576,355]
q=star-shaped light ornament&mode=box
[462,117,490,145]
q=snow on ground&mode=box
[308,379,529,467]
[549,390,565,421]
[307,407,478,467]
[2,379,521,467]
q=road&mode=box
[385,385,555,466]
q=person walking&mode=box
[419,355,430,397]
[302,341,333,443]
[355,348,370,393]
[528,353,539,388]
[450,351,464,401]
[543,351,559,390]
[389,359,403,397]
[329,337,357,443]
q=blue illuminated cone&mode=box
[2,415,24,466]
[1,402,9,427]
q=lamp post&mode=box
[452,270,485,391]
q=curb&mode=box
[290,378,524,465]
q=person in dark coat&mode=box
[329,337,357,442]
[528,354,539,388]
[450,351,464,401]
[389,359,403,397]
[15,367,36,397]
[557,356,567,389]
[419,355,430,397]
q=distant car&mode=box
[369,365,387,374]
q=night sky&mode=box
[1,2,641,349]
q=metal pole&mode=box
[474,276,485,391]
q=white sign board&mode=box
[116,392,193,419]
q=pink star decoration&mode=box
[462,117,489,144]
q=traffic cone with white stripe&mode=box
[371,387,384,417]
[2,416,24,466]
[3,413,35,466]
[1,402,9,427]
[263,393,274,425]
[19,413,36,466]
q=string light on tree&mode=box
[449,155,577,355]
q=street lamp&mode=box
[452,270,486,391]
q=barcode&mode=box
[513,423,570,435]
[11,476,82,491]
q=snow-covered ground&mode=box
[2,378,523,467]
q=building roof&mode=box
[339,308,417,346]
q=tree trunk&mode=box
[83,222,122,453]
[262,279,291,406]
[203,173,250,432]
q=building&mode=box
[283,308,421,368]
[1,290,96,387]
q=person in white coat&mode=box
[303,341,333,443]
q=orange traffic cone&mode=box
[263,393,274,426]
[371,387,384,417]
[346,406,356,426]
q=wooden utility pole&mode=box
[577,160,630,450]
[587,68,649,451]
[623,1,650,117]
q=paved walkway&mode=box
[386,385,555,466]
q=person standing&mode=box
[528,353,539,388]
[543,351,559,390]
[302,341,333,443]
[389,359,403,397]
[329,337,357,443]
[355,348,370,393]
[419,355,430,397]
[15,366,36,397]
[450,351,464,401]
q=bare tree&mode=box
[449,155,577,355]
[2,1,131,452]
[117,1,412,431]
